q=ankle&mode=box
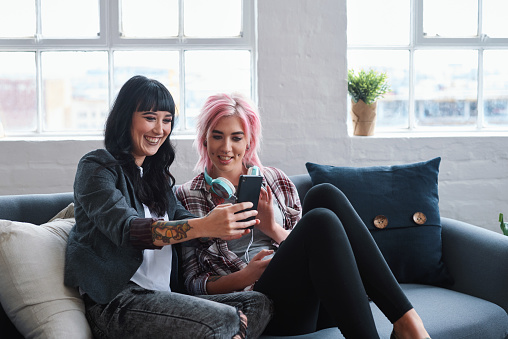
[392,309,430,339]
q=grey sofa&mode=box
[1,174,507,339]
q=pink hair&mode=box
[194,93,263,173]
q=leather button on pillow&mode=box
[413,212,427,225]
[373,215,388,229]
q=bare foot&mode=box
[392,308,430,339]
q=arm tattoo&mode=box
[207,276,222,283]
[152,220,192,243]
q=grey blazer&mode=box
[64,149,195,304]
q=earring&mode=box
[203,140,207,147]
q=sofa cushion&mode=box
[306,158,451,285]
[372,284,508,339]
[260,284,508,339]
[0,204,92,339]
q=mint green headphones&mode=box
[204,166,260,199]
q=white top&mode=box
[130,205,173,292]
[130,167,173,292]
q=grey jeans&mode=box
[84,283,273,339]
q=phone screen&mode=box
[235,175,263,225]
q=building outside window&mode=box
[0,0,255,137]
[347,0,508,132]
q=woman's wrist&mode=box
[267,222,288,244]
[187,218,205,239]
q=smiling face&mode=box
[206,115,248,184]
[130,110,173,166]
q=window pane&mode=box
[42,0,100,38]
[41,52,108,131]
[120,0,178,38]
[423,0,477,38]
[483,0,508,38]
[113,51,180,125]
[185,0,242,37]
[348,50,410,129]
[0,0,35,38]
[483,51,508,125]
[414,50,477,127]
[0,53,37,133]
[347,0,409,45]
[184,50,251,130]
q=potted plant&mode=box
[499,213,508,236]
[347,69,390,136]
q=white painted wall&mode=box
[1,0,507,234]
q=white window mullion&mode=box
[247,0,257,103]
[477,48,485,129]
[106,0,115,108]
[179,0,185,40]
[414,0,423,44]
[35,0,42,41]
[408,0,418,130]
[179,49,187,132]
[35,50,43,134]
[408,49,416,130]
[476,0,484,130]
[110,0,122,45]
[108,50,115,109]
[178,0,186,132]
[35,0,43,133]
[477,0,483,37]
[100,0,110,42]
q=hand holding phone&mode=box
[235,174,263,227]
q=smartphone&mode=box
[235,174,263,226]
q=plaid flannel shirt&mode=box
[175,166,302,295]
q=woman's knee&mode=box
[304,206,335,219]
[198,291,273,338]
[309,182,346,199]
[298,208,345,236]
[303,183,354,214]
[304,183,348,209]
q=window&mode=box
[347,0,508,132]
[0,0,255,137]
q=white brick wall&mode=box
[1,0,507,234]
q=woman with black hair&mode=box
[64,76,272,339]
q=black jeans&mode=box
[254,183,413,338]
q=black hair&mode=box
[104,75,176,216]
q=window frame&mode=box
[347,0,508,133]
[0,0,257,137]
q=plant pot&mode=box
[350,99,377,136]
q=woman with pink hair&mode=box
[176,93,430,339]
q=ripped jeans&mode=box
[84,282,273,339]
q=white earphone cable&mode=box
[244,230,255,263]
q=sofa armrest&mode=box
[441,217,508,314]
